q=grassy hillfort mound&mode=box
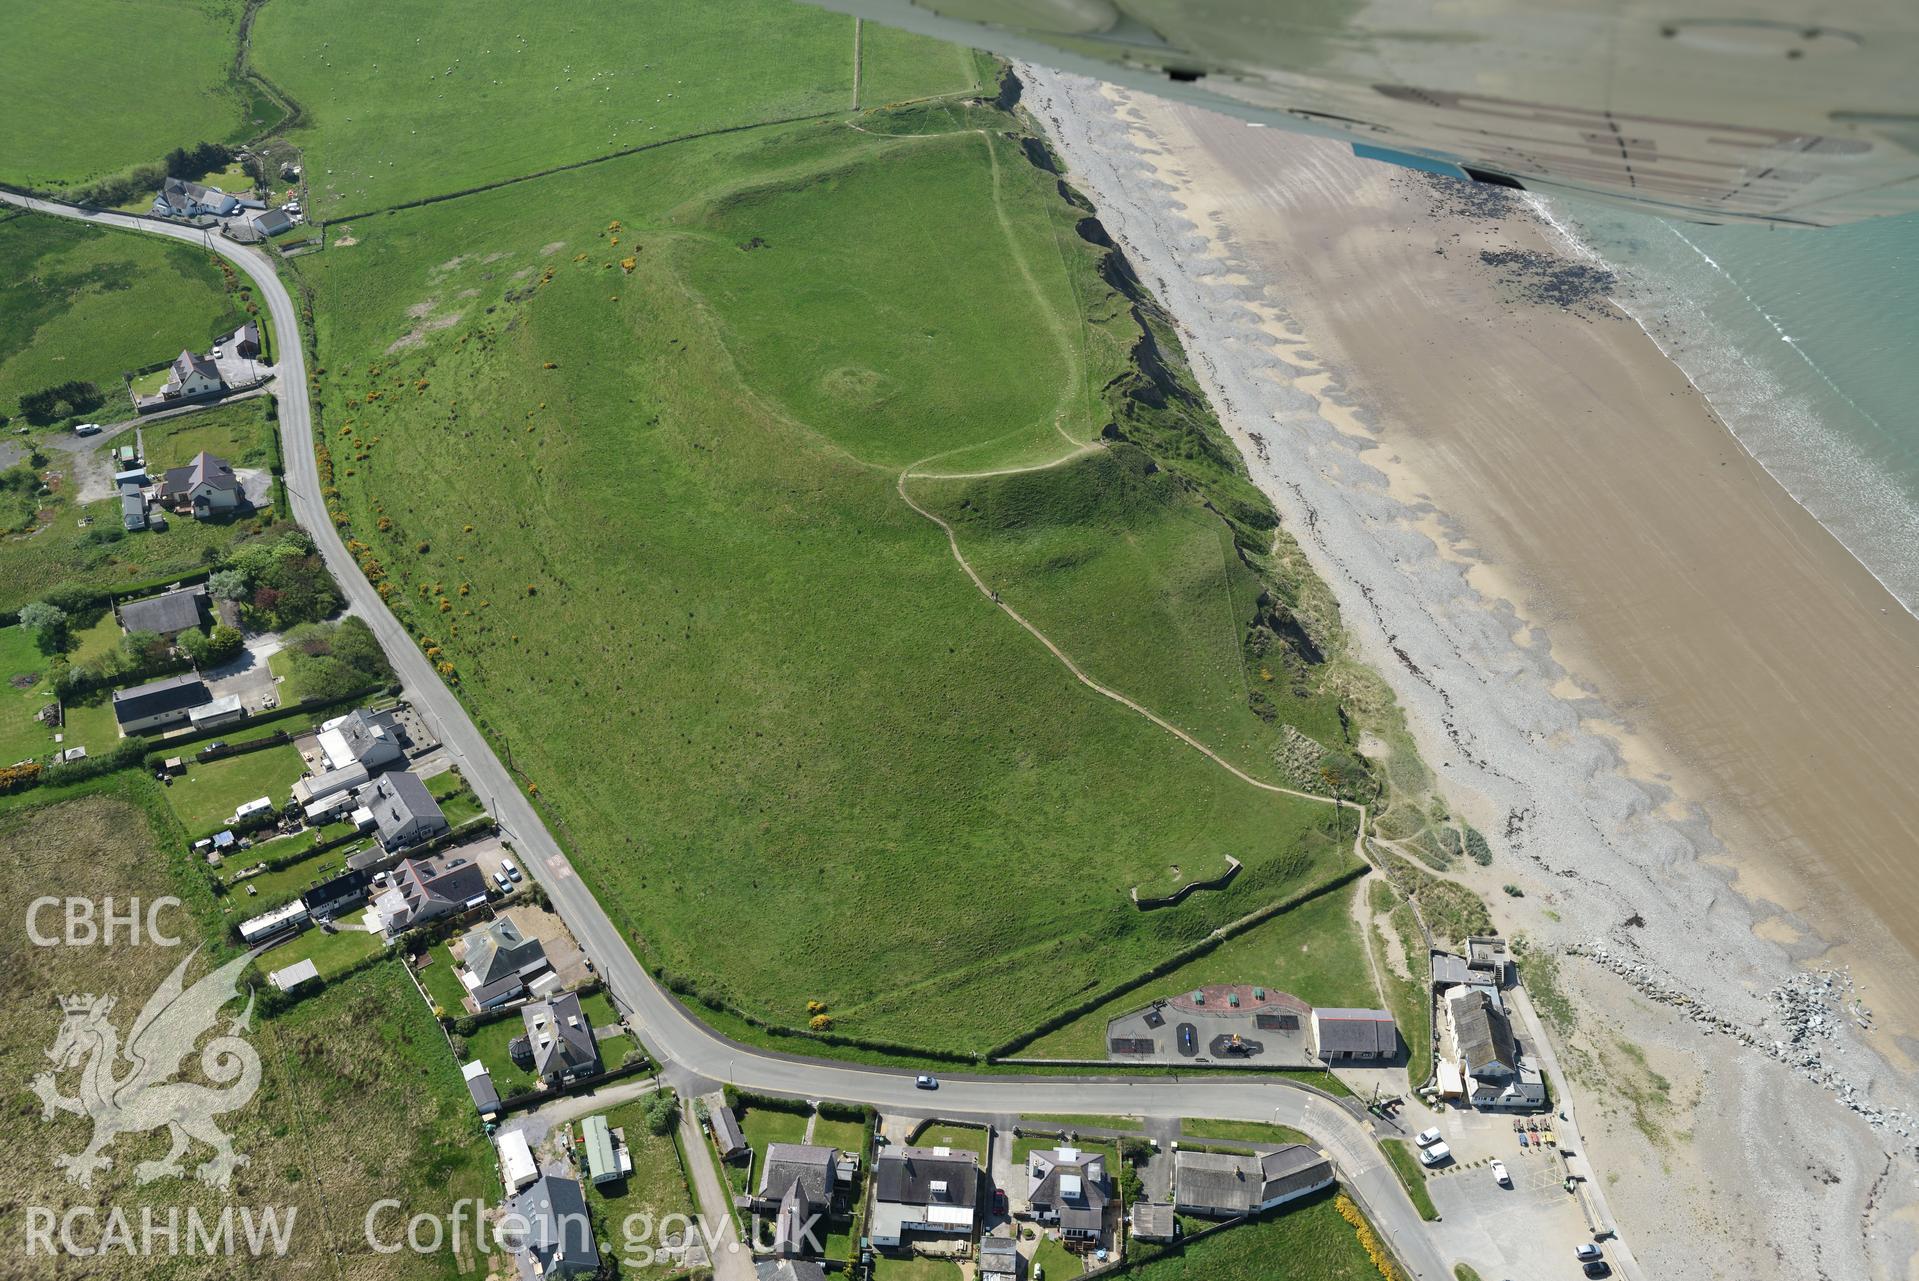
[269,19,1413,1055]
[0,783,496,1279]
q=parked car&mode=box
[1575,1244,1604,1262]
[1490,1159,1510,1186]
[1414,1128,1442,1148]
[212,347,223,358]
[1418,1141,1452,1167]
[73,422,101,436]
[502,859,522,883]
[915,1074,939,1090]
[1583,1264,1611,1279]
[992,1190,1008,1215]
[494,871,511,891]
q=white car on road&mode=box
[1418,1141,1453,1166]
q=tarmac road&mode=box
[0,190,1452,1280]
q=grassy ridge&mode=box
[0,788,496,1278]
[292,90,1358,1054]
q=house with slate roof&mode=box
[117,584,208,639]
[1024,1144,1111,1246]
[750,1144,847,1257]
[159,450,242,517]
[1445,987,1546,1110]
[869,1145,981,1249]
[163,351,225,400]
[1172,1145,1335,1218]
[458,916,550,1009]
[359,771,448,852]
[521,990,599,1086]
[111,672,211,733]
[507,1174,599,1279]
[372,851,486,935]
[152,177,241,219]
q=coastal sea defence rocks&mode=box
[1577,943,1914,1146]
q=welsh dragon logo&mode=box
[31,949,262,1189]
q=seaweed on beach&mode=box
[1478,247,1617,314]
[1401,171,1521,224]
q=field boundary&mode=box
[318,110,847,226]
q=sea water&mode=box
[1534,202,1919,618]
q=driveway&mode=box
[201,633,282,711]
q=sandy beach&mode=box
[1020,68,1919,1279]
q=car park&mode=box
[1415,1128,1442,1147]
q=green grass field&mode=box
[417,941,469,1014]
[250,0,868,219]
[1022,881,1379,1059]
[1118,1193,1390,1281]
[1178,1119,1313,1146]
[0,624,58,762]
[858,22,980,108]
[0,213,247,428]
[0,785,497,1279]
[294,106,1357,1055]
[0,0,257,192]
[906,1120,989,1158]
[259,919,388,980]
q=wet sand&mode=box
[1019,68,1919,1279]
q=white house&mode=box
[163,350,225,399]
[152,177,241,219]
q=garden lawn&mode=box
[57,692,123,758]
[0,0,255,192]
[585,1097,698,1277]
[145,398,278,472]
[877,1256,966,1281]
[417,941,470,1014]
[579,989,621,1029]
[165,742,308,838]
[466,1013,540,1097]
[67,611,123,663]
[1022,1114,1143,1133]
[1022,880,1379,1059]
[1118,1193,1390,1281]
[907,1121,989,1159]
[259,921,387,980]
[810,1116,867,1153]
[297,119,1352,1056]
[1032,1235,1083,1281]
[0,213,247,428]
[250,0,862,219]
[0,785,497,1280]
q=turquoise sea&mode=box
[1535,202,1919,617]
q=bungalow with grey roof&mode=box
[457,916,550,1009]
[870,1145,981,1249]
[162,350,225,400]
[117,584,207,639]
[1172,1145,1334,1218]
[359,771,448,852]
[1024,1144,1111,1245]
[111,672,210,733]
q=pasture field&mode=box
[0,213,247,429]
[249,0,866,218]
[858,23,983,107]
[1119,1193,1393,1281]
[292,66,1366,1055]
[0,784,498,1279]
[1021,879,1379,1060]
[0,0,255,192]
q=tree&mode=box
[18,602,67,654]
[642,1091,679,1136]
[205,624,244,666]
[208,569,250,601]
